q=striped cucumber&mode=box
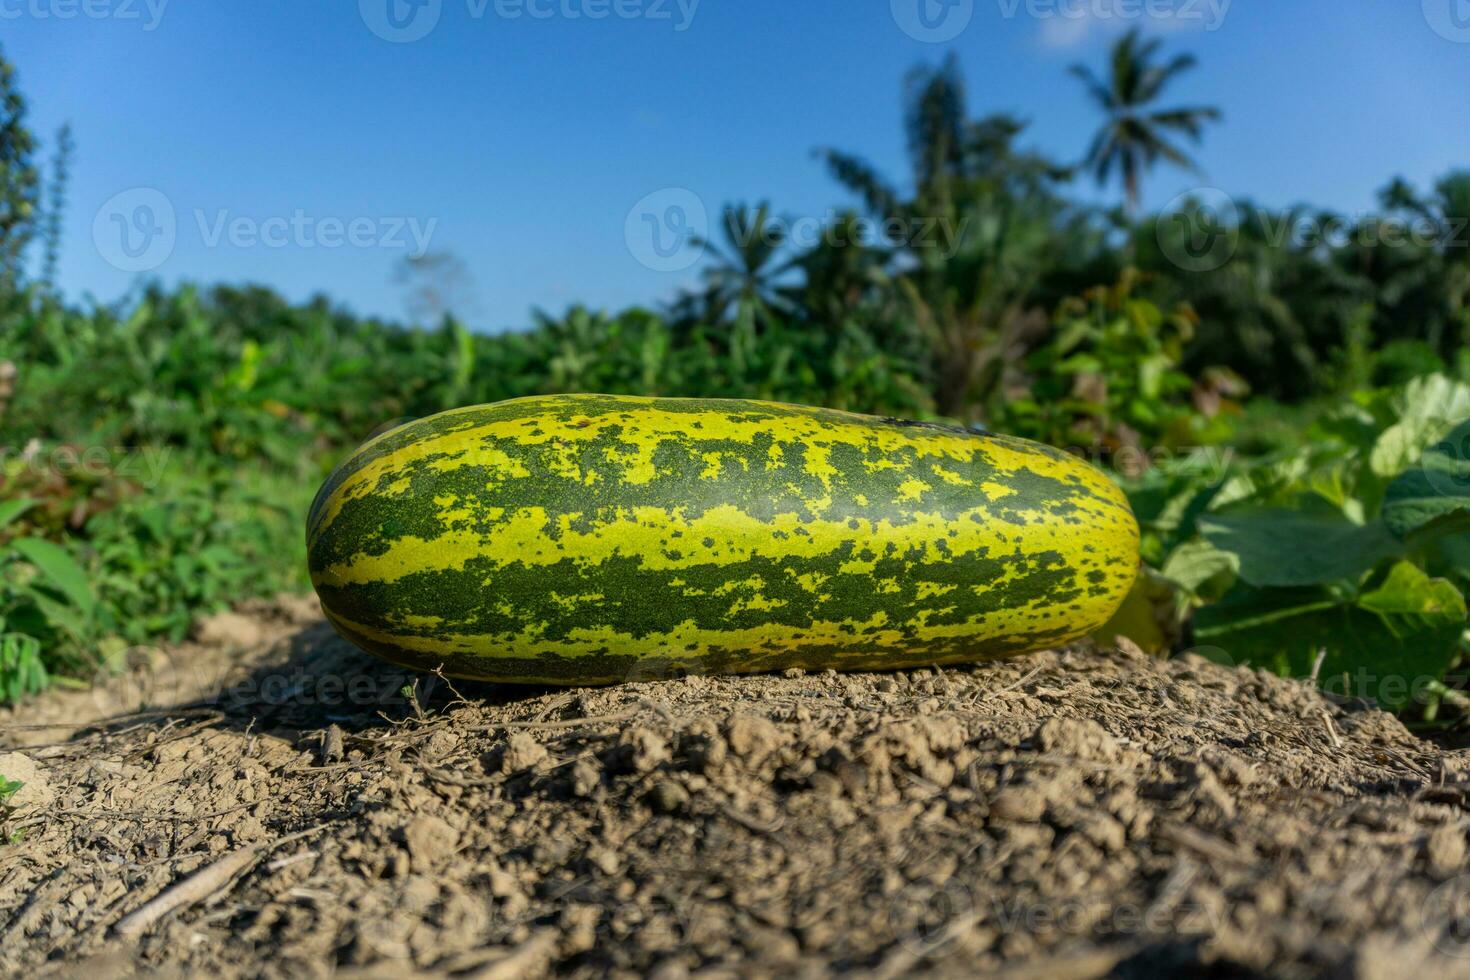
[307,394,1139,684]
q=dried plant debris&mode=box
[5,598,1470,978]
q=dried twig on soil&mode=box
[3,706,222,733]
[995,664,1045,695]
[14,708,228,755]
[55,718,226,763]
[423,766,498,789]
[318,724,345,764]
[1157,823,1253,866]
[51,800,257,823]
[863,907,986,980]
[530,691,575,721]
[112,824,325,939]
[1309,647,1327,685]
[429,665,473,709]
[721,805,785,835]
[1305,648,1343,748]
[460,928,559,980]
[469,710,637,733]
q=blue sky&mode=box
[7,0,1469,328]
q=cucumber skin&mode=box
[308,395,1139,684]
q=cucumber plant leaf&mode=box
[1198,510,1400,588]
[1369,374,1470,478]
[1195,562,1466,710]
[1382,418,1470,540]
[1159,537,1238,598]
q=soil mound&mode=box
[5,599,1470,978]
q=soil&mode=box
[6,597,1470,978]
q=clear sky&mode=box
[7,0,1468,328]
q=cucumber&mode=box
[308,395,1138,684]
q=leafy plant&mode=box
[997,272,1242,453]
[0,772,24,844]
[0,630,44,703]
[0,497,96,698]
[1125,375,1470,710]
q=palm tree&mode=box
[665,202,799,376]
[1071,29,1221,216]
[816,55,1072,420]
[690,202,795,325]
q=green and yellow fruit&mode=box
[307,395,1139,684]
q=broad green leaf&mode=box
[1159,538,1238,600]
[1382,418,1470,539]
[1304,458,1370,519]
[1125,467,1226,537]
[1199,510,1400,588]
[0,499,36,532]
[1195,563,1466,710]
[1369,374,1470,478]
[11,538,95,616]
[1195,584,1341,639]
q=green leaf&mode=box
[10,538,95,616]
[1195,585,1341,639]
[29,592,91,640]
[1358,561,1465,619]
[1369,374,1470,478]
[1437,535,1470,584]
[1055,354,1102,375]
[1138,354,1169,400]
[1159,538,1238,600]
[0,499,36,532]
[0,632,46,704]
[1382,418,1470,539]
[1199,510,1400,588]
[1195,563,1466,710]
